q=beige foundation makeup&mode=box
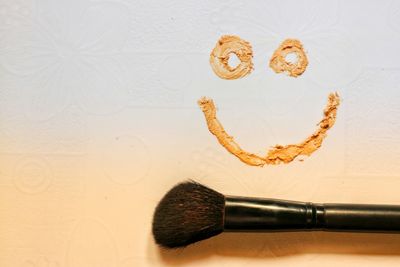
[209,35,254,80]
[198,92,340,166]
[269,39,308,77]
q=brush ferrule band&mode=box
[224,196,321,231]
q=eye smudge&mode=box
[198,92,340,166]
[269,39,309,78]
[209,35,254,80]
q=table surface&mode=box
[1,0,400,266]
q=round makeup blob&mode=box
[269,39,308,77]
[209,35,254,80]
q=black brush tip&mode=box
[152,180,225,248]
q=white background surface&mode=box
[1,0,400,266]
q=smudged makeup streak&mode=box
[198,92,340,166]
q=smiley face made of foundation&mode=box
[200,35,340,167]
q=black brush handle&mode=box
[224,196,400,232]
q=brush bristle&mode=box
[152,180,225,248]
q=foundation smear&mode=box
[269,39,308,78]
[198,92,340,166]
[209,35,253,80]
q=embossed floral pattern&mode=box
[1,0,131,120]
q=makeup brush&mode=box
[152,180,400,248]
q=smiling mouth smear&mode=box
[198,92,340,166]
